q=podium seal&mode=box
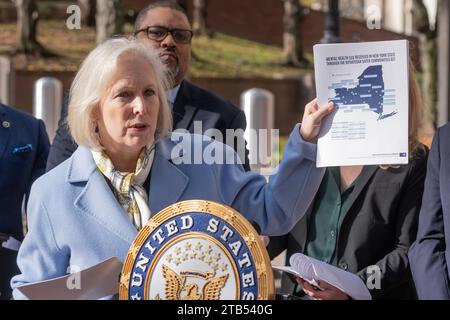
[119,200,274,300]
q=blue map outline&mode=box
[329,65,398,121]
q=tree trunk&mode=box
[354,0,365,20]
[437,0,450,126]
[193,0,208,36]
[413,0,438,129]
[342,0,364,20]
[96,0,123,44]
[282,0,305,67]
[78,0,96,27]
[14,0,47,56]
[382,0,388,29]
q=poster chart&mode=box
[313,40,409,167]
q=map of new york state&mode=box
[330,65,397,120]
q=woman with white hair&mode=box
[11,38,334,299]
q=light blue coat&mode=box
[11,124,325,299]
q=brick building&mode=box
[124,0,419,61]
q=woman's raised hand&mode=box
[299,99,335,144]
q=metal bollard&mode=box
[33,77,63,142]
[0,57,15,106]
[240,88,276,173]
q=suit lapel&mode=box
[291,201,314,250]
[290,166,378,250]
[148,138,189,215]
[68,146,138,245]
[174,104,197,130]
[190,109,221,131]
[173,81,223,133]
[333,166,378,260]
[0,105,11,159]
[342,166,378,218]
[173,80,199,131]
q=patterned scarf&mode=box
[91,145,155,230]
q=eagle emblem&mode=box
[161,264,229,300]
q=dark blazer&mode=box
[0,103,49,300]
[409,124,450,299]
[269,148,428,300]
[0,104,50,241]
[46,80,249,171]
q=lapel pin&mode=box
[2,121,10,128]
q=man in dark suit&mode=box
[46,0,249,171]
[0,103,50,299]
[268,148,428,300]
[409,123,450,299]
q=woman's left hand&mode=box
[296,277,349,300]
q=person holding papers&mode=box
[409,123,450,299]
[268,60,428,300]
[11,38,335,299]
[0,103,50,300]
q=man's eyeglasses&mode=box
[134,26,193,44]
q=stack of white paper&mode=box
[272,253,372,300]
[16,257,122,300]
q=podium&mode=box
[17,200,275,300]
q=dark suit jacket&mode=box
[269,148,428,300]
[0,104,49,300]
[46,80,249,171]
[0,104,50,241]
[409,124,450,299]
